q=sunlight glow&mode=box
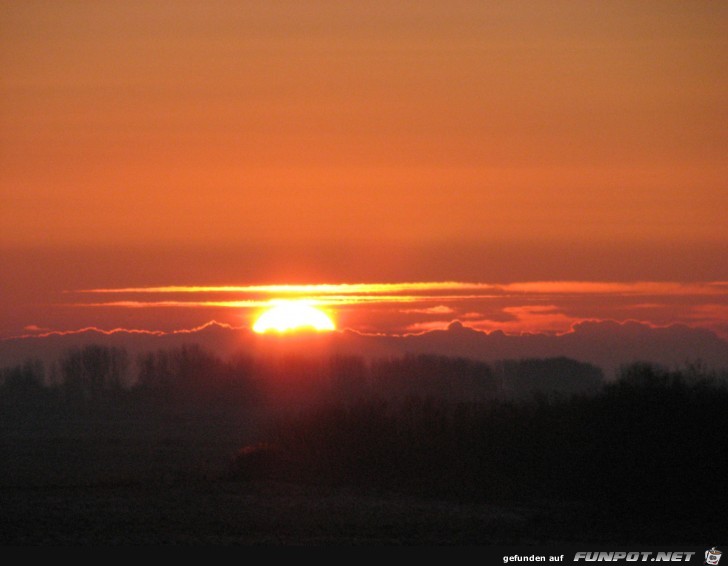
[252,301,336,334]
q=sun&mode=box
[253,301,336,334]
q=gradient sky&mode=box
[1,1,727,338]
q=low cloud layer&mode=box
[45,280,728,342]
[3,318,727,380]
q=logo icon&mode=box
[706,548,722,566]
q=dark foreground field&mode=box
[0,404,542,545]
[1,480,544,545]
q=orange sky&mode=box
[1,2,727,338]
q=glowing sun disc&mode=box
[253,301,336,333]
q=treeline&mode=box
[0,343,604,408]
[0,344,258,408]
[234,362,728,541]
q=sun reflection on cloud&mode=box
[61,280,728,339]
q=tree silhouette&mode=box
[60,345,129,403]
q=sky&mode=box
[1,1,727,341]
